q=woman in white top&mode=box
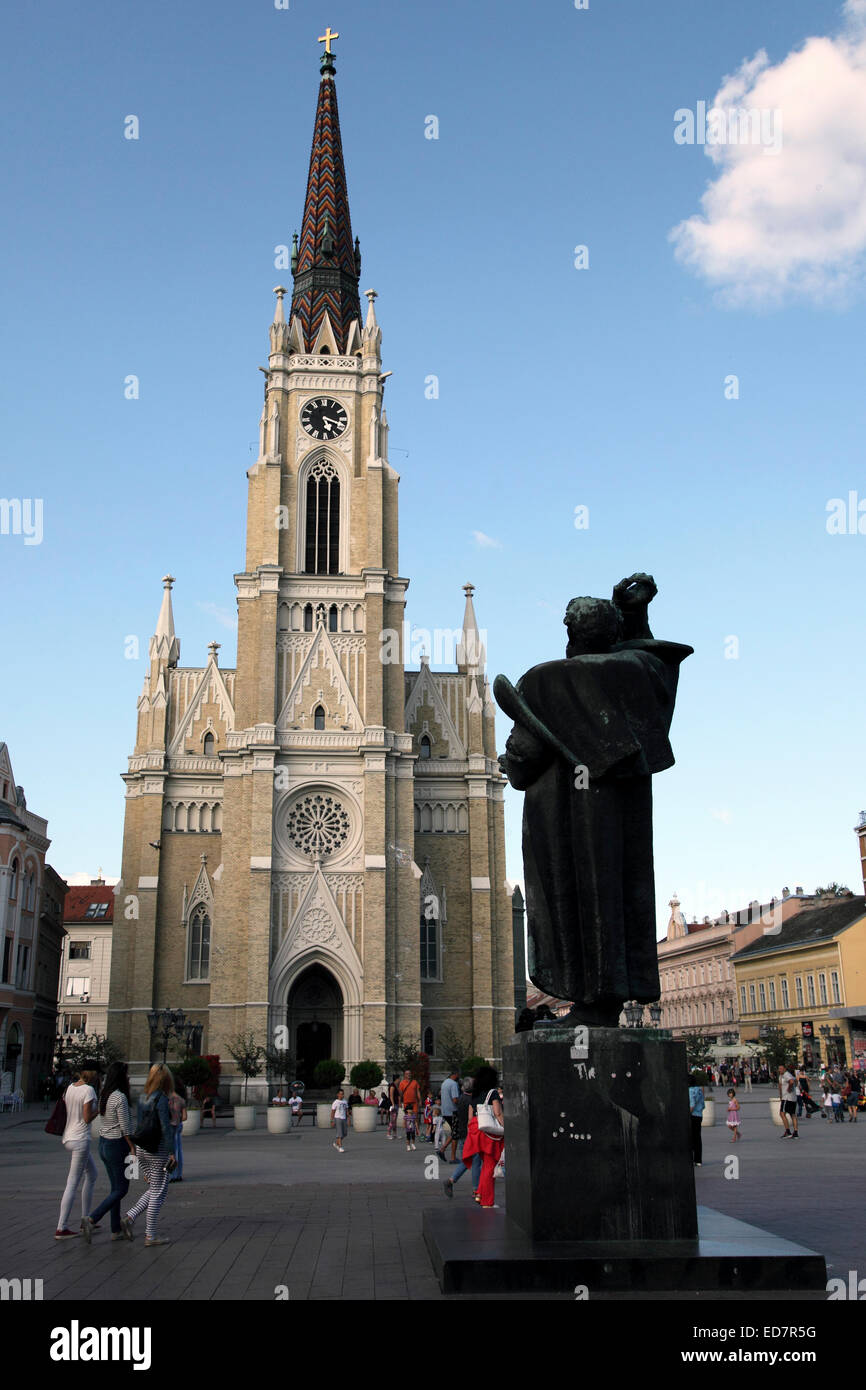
[56,1069,99,1239]
[81,1062,136,1242]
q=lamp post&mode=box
[624,1000,644,1029]
[147,1007,190,1064]
[648,1001,662,1029]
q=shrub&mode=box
[226,1033,264,1104]
[174,1056,213,1106]
[350,1060,383,1096]
[313,1058,345,1089]
[460,1055,488,1077]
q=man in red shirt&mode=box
[398,1069,421,1149]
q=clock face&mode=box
[300,397,348,441]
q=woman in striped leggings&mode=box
[122,1063,177,1247]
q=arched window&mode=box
[203,732,215,756]
[188,906,211,981]
[328,604,338,632]
[419,735,432,760]
[314,705,326,731]
[304,603,313,632]
[423,1026,434,1056]
[304,458,340,574]
[9,859,18,900]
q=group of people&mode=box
[370,1066,505,1208]
[779,1064,862,1135]
[54,1062,186,1246]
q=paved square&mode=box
[1,1090,863,1301]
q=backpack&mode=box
[131,1096,163,1153]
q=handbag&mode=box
[476,1089,504,1139]
[44,1094,67,1136]
[131,1097,163,1153]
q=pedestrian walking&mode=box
[122,1063,177,1246]
[81,1062,136,1242]
[778,1064,799,1138]
[377,1087,389,1126]
[443,1081,478,1198]
[331,1088,348,1151]
[688,1072,705,1166]
[423,1091,434,1142]
[439,1067,460,1162]
[386,1074,400,1139]
[398,1069,421,1150]
[168,1082,187,1181]
[725,1088,741,1142]
[55,1069,100,1240]
[459,1066,504,1208]
[821,1083,834,1123]
[845,1072,861,1121]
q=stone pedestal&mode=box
[503,1027,697,1243]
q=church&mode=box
[107,32,515,1094]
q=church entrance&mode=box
[287,964,343,1085]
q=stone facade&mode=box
[57,880,115,1038]
[108,49,514,1093]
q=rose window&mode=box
[286,793,350,858]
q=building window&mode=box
[769,979,777,1010]
[420,905,438,981]
[304,458,340,574]
[423,1026,434,1056]
[328,605,338,632]
[9,859,18,900]
[806,974,816,1006]
[831,970,841,1004]
[303,603,313,632]
[699,963,704,985]
[795,976,804,1007]
[85,902,108,919]
[691,965,697,986]
[203,732,215,756]
[740,985,747,1014]
[717,960,723,982]
[780,977,789,1008]
[759,982,766,1010]
[66,976,90,997]
[749,983,757,1013]
[62,1013,87,1035]
[69,942,91,960]
[819,972,827,1004]
[419,735,432,760]
[15,944,29,989]
[187,907,211,981]
[313,705,326,731]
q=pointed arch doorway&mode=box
[287,963,344,1085]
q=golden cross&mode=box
[318,27,339,55]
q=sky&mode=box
[2,0,866,934]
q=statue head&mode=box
[563,596,621,657]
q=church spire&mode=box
[457,582,486,675]
[149,574,180,668]
[290,30,361,355]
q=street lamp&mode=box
[624,1000,644,1028]
[648,1001,662,1028]
[147,1007,190,1064]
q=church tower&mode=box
[109,34,514,1091]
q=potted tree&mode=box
[313,1058,345,1127]
[265,1044,296,1134]
[173,1056,213,1136]
[349,1060,383,1132]
[226,1032,264,1130]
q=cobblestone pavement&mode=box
[1,1090,862,1301]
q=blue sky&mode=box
[2,0,865,933]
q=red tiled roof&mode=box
[63,885,114,923]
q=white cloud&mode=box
[195,600,238,631]
[670,1,866,305]
[472,530,502,549]
[710,808,733,824]
[65,872,120,886]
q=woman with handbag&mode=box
[462,1066,504,1209]
[55,1069,99,1239]
[121,1063,177,1246]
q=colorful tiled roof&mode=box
[730,896,866,961]
[290,46,361,352]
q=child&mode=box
[832,1086,844,1122]
[405,1104,417,1151]
[432,1105,445,1152]
[423,1092,434,1142]
[289,1091,303,1126]
[725,1088,741,1142]
[822,1083,834,1122]
[331,1088,348,1152]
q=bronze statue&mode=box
[495,574,692,1027]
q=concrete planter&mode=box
[770,1097,785,1127]
[701,1098,715,1128]
[234,1104,256,1131]
[351,1105,377,1133]
[316,1103,333,1129]
[182,1108,201,1137]
[267,1106,292,1134]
